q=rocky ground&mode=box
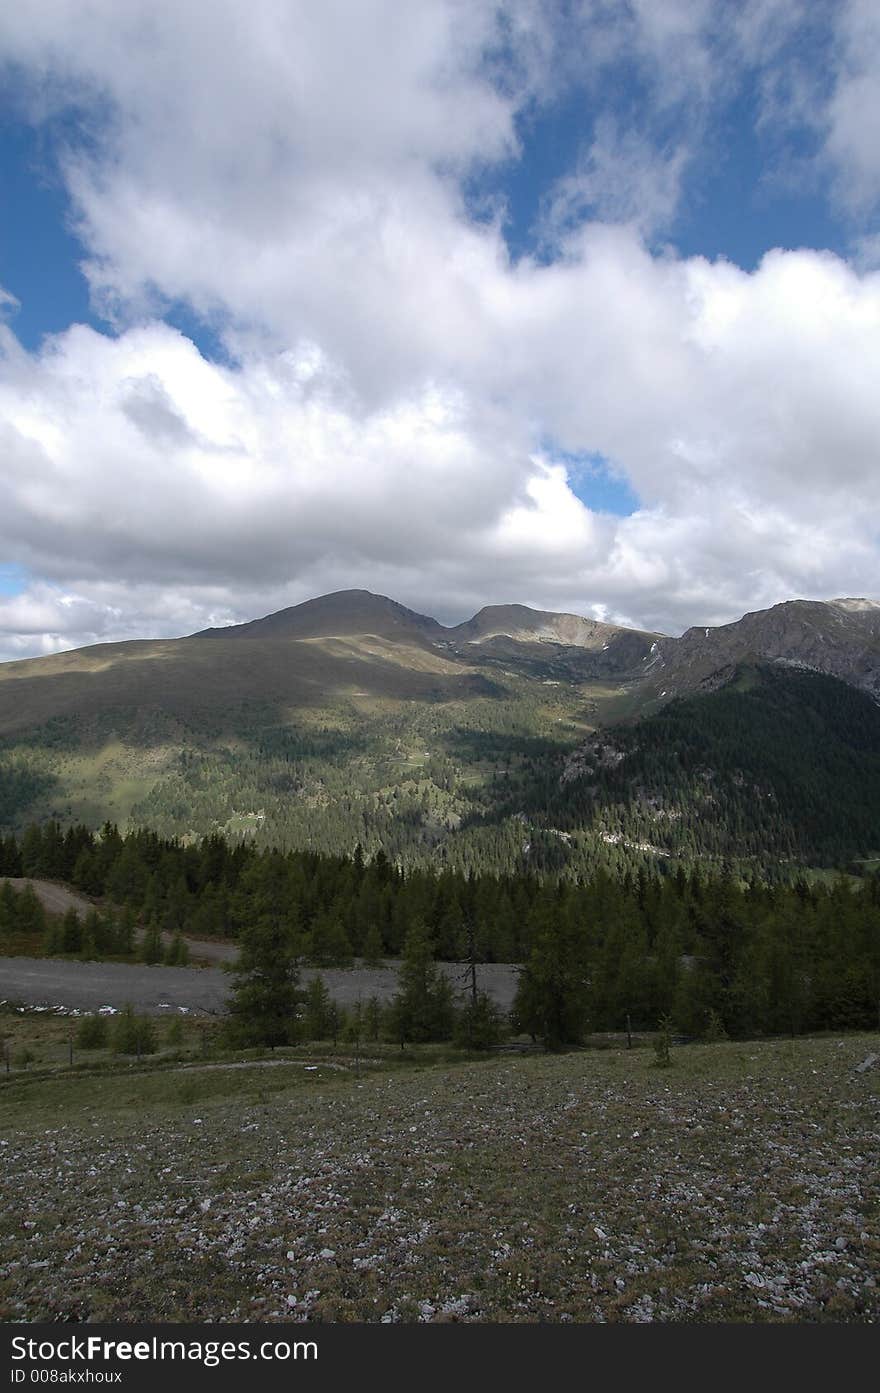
[1,1033,877,1323]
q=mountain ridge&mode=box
[3,588,880,718]
[645,596,880,702]
[1,587,878,870]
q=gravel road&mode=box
[0,956,521,1015]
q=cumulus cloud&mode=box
[0,1,878,660]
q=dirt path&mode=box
[0,958,228,1015]
[2,879,520,1012]
[5,879,95,918]
[4,880,522,1001]
[0,956,521,1015]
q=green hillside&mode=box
[0,649,623,868]
[542,664,880,871]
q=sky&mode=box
[1,0,879,661]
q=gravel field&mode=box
[0,956,521,1015]
[0,1034,877,1323]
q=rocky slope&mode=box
[641,598,880,703]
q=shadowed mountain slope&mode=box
[644,598,880,702]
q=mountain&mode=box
[195,588,445,647]
[642,598,880,704]
[444,604,659,681]
[0,592,495,740]
[448,602,644,649]
[1,588,878,875]
[550,663,880,871]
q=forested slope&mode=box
[533,664,880,872]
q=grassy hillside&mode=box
[2,595,880,876]
[0,631,633,870]
[1,1022,877,1322]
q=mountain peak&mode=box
[829,597,880,613]
[194,589,444,644]
[449,603,658,649]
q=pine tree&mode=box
[0,880,16,936]
[361,921,385,967]
[308,907,353,967]
[16,884,46,937]
[453,990,504,1050]
[139,920,164,964]
[225,914,301,1048]
[364,995,382,1041]
[115,905,137,956]
[164,931,190,966]
[511,903,590,1050]
[302,975,332,1039]
[389,918,454,1043]
[60,907,82,954]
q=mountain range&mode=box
[1,588,879,876]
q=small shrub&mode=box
[453,991,505,1050]
[75,1014,109,1049]
[165,1017,185,1046]
[653,1014,673,1068]
[703,1008,728,1042]
[112,1004,157,1055]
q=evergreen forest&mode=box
[2,817,879,1047]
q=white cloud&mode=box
[822,0,880,215]
[539,118,689,243]
[1,235,879,658]
[0,1,879,660]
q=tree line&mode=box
[2,819,879,1047]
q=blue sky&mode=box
[0,1,879,657]
[0,123,94,350]
[477,18,847,274]
[0,564,28,596]
[2,4,852,361]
